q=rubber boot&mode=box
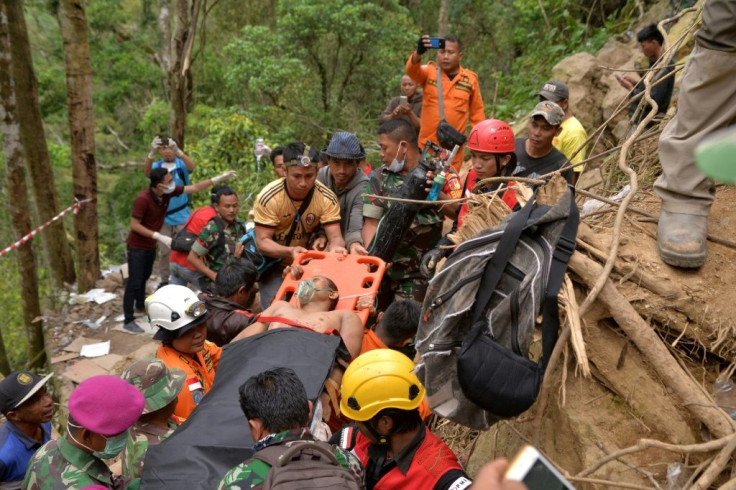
[657,210,707,268]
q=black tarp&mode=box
[140,328,341,489]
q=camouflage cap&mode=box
[121,359,186,414]
[530,100,565,126]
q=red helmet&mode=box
[466,119,515,154]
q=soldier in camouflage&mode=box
[362,119,461,303]
[120,359,185,483]
[217,368,363,490]
[23,376,145,490]
[187,187,247,286]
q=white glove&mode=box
[148,136,162,159]
[212,170,237,184]
[152,232,172,248]
[168,138,184,157]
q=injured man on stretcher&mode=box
[233,265,374,428]
[233,266,370,359]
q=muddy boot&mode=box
[657,210,707,268]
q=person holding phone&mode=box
[380,74,423,131]
[144,135,197,288]
[406,34,486,172]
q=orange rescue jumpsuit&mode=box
[156,341,221,420]
[405,56,486,172]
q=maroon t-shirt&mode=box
[126,186,184,250]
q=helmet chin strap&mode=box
[364,418,389,446]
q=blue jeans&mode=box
[123,247,156,323]
[170,262,206,291]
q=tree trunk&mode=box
[158,0,201,148]
[58,0,100,293]
[167,0,197,148]
[0,4,46,368]
[437,0,448,37]
[4,0,76,289]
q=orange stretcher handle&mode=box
[274,251,386,326]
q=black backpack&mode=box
[171,213,227,254]
[253,440,361,490]
[415,185,579,429]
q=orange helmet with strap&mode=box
[466,119,515,154]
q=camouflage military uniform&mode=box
[363,167,461,299]
[22,436,116,490]
[190,216,247,277]
[121,420,177,482]
[216,428,363,490]
[120,358,185,485]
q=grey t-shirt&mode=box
[513,137,572,184]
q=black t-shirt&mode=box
[512,137,572,184]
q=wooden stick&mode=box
[720,476,736,490]
[561,275,590,377]
[579,433,736,478]
[567,476,652,490]
[568,251,735,440]
[692,433,736,489]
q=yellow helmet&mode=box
[340,349,425,421]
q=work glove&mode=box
[152,232,172,248]
[168,138,184,157]
[211,170,237,184]
[420,247,448,278]
[416,36,427,55]
[148,136,163,159]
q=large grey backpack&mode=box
[253,440,361,490]
[415,186,578,430]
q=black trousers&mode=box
[123,246,156,323]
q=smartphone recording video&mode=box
[428,37,446,49]
[505,445,575,490]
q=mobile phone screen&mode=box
[428,37,445,49]
[522,459,572,489]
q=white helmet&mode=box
[146,285,208,341]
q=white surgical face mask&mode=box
[162,182,176,194]
[387,142,406,173]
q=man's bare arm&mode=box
[338,311,364,360]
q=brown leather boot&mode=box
[657,210,707,268]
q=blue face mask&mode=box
[94,431,128,460]
[67,422,129,460]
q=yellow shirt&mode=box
[553,116,588,172]
[254,179,342,248]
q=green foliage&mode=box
[0,260,29,369]
[222,0,417,143]
[137,99,172,143]
[187,106,278,211]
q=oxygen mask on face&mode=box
[295,279,335,305]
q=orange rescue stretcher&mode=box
[274,251,386,326]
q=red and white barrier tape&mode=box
[0,198,94,258]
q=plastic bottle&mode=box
[255,138,266,171]
[427,171,446,201]
[254,138,266,158]
[712,376,736,420]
